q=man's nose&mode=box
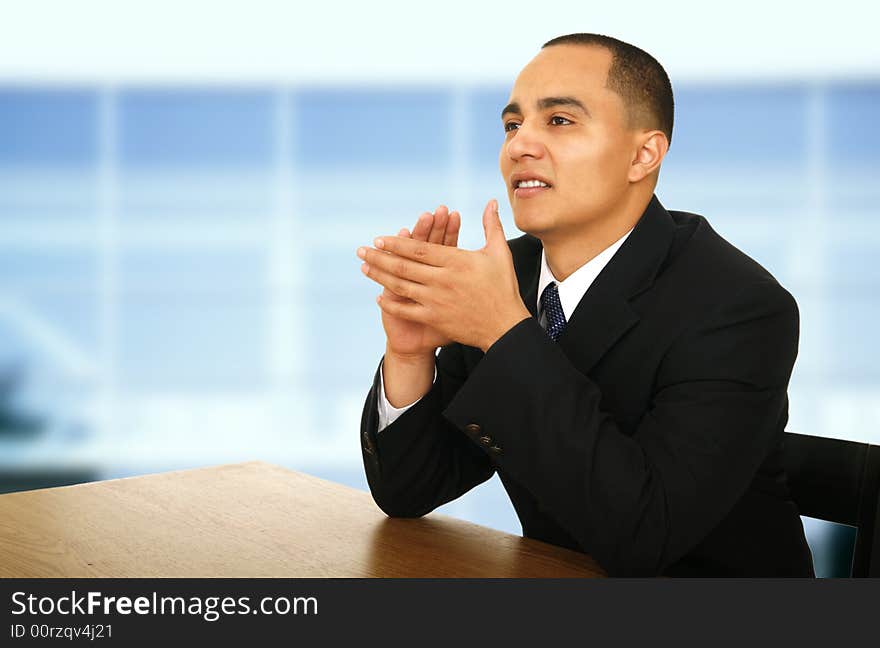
[505,121,545,161]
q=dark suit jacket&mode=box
[359,194,815,577]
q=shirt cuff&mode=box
[376,360,438,432]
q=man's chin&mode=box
[513,212,556,239]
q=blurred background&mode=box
[0,0,877,577]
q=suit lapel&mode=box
[557,284,639,374]
[515,195,676,374]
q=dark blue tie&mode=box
[540,282,567,341]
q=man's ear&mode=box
[628,131,669,183]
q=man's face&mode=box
[499,44,640,240]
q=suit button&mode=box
[489,445,504,456]
[465,423,481,434]
[478,435,493,446]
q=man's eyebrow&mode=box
[537,96,590,116]
[501,102,521,119]
[501,97,591,120]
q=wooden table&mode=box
[0,461,605,578]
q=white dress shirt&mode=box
[377,227,634,431]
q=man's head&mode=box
[500,34,673,242]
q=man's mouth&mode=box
[515,180,551,189]
[513,178,552,198]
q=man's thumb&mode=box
[482,199,506,250]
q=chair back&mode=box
[782,431,880,577]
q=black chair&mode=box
[782,431,880,577]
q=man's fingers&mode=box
[411,212,433,241]
[428,205,449,244]
[361,261,426,302]
[404,204,455,248]
[377,292,429,323]
[359,246,437,284]
[444,211,461,247]
[370,237,453,267]
[381,287,415,304]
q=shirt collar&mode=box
[537,227,635,321]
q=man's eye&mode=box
[550,116,572,126]
[504,121,520,132]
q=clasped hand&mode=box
[357,199,530,353]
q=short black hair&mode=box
[542,33,674,146]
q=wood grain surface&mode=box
[0,462,605,578]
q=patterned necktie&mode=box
[540,282,567,341]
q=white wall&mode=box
[0,0,877,82]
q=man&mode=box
[356,33,814,576]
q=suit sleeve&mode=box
[360,342,495,518]
[441,280,800,576]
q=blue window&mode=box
[827,84,880,166]
[467,87,510,170]
[0,250,97,288]
[827,295,880,379]
[0,291,101,364]
[118,298,268,390]
[120,248,266,293]
[294,89,452,168]
[119,90,275,168]
[117,248,268,389]
[304,292,384,387]
[672,85,808,166]
[0,89,98,166]
[828,239,880,287]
